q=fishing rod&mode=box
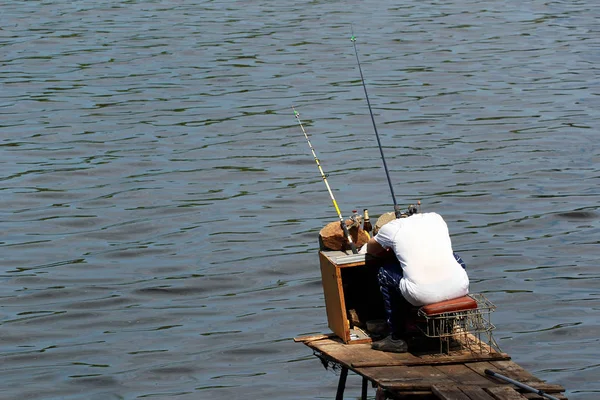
[484,370,560,400]
[350,33,405,219]
[293,106,358,254]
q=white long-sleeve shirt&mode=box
[373,212,469,306]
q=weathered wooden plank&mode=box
[459,386,496,400]
[319,252,349,342]
[332,253,367,265]
[522,394,568,400]
[435,364,493,387]
[380,382,443,391]
[463,362,565,394]
[293,333,337,343]
[320,250,366,268]
[489,361,546,384]
[462,361,497,377]
[513,383,565,395]
[377,388,432,398]
[485,386,528,400]
[374,365,454,389]
[306,337,511,370]
[353,352,511,368]
[432,384,471,400]
[310,341,404,367]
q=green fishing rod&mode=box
[351,32,405,219]
[293,106,358,254]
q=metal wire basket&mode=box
[417,293,500,354]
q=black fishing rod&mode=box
[484,370,560,400]
[350,32,404,219]
[293,106,358,254]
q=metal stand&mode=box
[336,367,348,400]
[335,366,369,400]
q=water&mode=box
[1,1,599,399]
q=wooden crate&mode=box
[319,250,386,343]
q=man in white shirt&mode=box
[363,212,469,352]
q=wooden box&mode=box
[319,250,386,344]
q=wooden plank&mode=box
[463,361,499,377]
[306,333,512,368]
[319,252,349,342]
[459,386,496,400]
[485,386,528,400]
[309,340,410,367]
[435,364,493,387]
[332,253,366,265]
[374,365,456,390]
[377,388,432,398]
[382,382,445,391]
[293,333,337,343]
[432,384,471,400]
[353,352,511,368]
[489,360,541,382]
[463,362,565,394]
[321,250,366,268]
[487,361,564,393]
[486,384,567,400]
[522,394,568,400]
[307,336,511,370]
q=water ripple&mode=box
[1,0,600,399]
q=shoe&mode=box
[371,335,408,353]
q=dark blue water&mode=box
[1,1,599,399]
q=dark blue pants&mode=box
[377,253,466,337]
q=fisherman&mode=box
[360,211,469,353]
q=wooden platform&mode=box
[306,249,567,399]
[295,334,567,400]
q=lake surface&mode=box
[1,1,599,399]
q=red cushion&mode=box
[420,295,477,316]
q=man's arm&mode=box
[366,237,388,257]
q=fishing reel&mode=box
[406,203,419,216]
[396,201,421,218]
[348,210,362,228]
